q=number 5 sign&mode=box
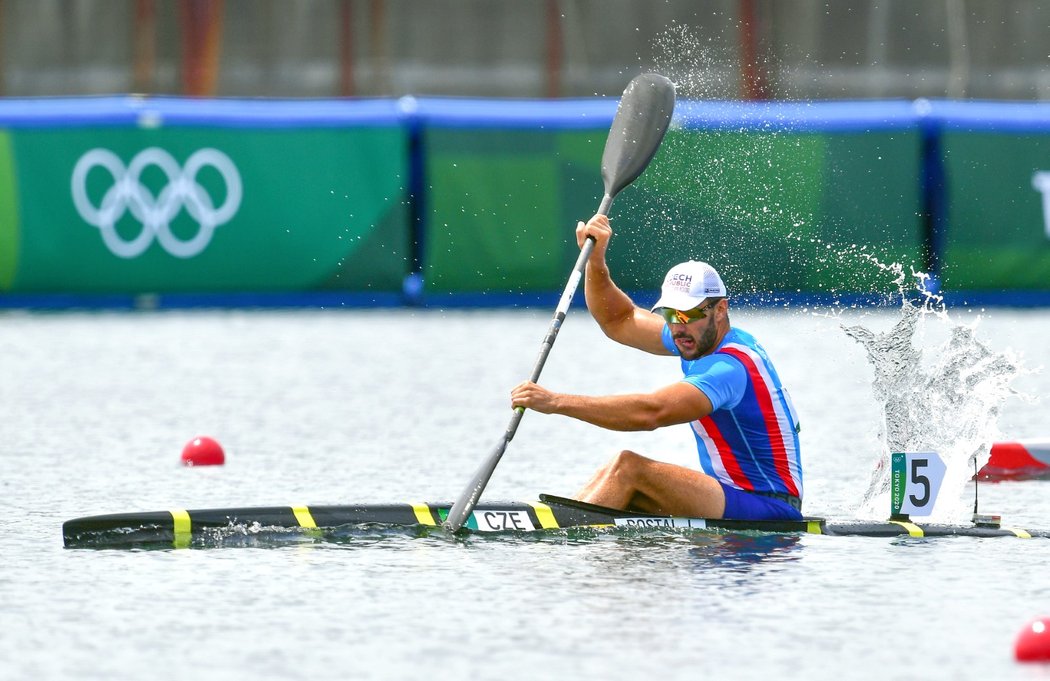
[890,452,947,517]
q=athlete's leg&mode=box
[575,450,726,518]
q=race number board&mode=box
[890,452,946,517]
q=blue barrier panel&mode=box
[0,95,405,127]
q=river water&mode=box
[1,304,1048,680]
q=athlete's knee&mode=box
[607,450,651,477]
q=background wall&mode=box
[1,0,1047,101]
[2,96,1048,306]
[0,1,1048,308]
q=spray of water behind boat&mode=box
[842,267,1026,523]
[640,27,1030,524]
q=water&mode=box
[2,305,1049,680]
[845,296,1028,521]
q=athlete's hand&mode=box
[576,214,612,261]
[511,380,560,414]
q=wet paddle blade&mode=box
[600,73,676,201]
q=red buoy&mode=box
[181,436,225,466]
[1016,618,1050,662]
[976,440,1050,481]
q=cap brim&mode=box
[651,292,708,312]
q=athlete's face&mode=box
[666,301,722,360]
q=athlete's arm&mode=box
[577,214,672,356]
[511,380,712,431]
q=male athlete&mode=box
[510,214,803,521]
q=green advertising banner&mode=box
[4,98,1044,303]
[422,101,924,299]
[607,127,924,299]
[3,120,408,294]
[0,131,17,291]
[939,130,1050,290]
[423,126,604,292]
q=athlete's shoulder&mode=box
[720,326,774,359]
[723,326,759,347]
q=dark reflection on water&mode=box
[325,525,809,565]
[584,529,806,576]
[685,532,803,571]
[70,523,809,559]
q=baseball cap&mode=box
[650,260,727,311]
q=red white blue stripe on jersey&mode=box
[690,341,803,498]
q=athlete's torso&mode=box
[661,325,803,497]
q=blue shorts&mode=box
[719,482,803,521]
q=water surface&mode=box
[1,307,1048,680]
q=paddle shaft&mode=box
[443,195,612,531]
[521,195,614,406]
[443,73,675,533]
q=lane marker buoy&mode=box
[181,436,225,466]
[1016,618,1050,662]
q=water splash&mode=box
[645,25,1024,523]
[842,272,1023,522]
[649,23,738,100]
[639,25,911,299]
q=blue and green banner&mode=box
[419,100,926,299]
[417,99,615,293]
[1,98,409,294]
[929,101,1050,291]
[0,97,1048,301]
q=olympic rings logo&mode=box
[71,147,242,258]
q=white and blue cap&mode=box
[650,260,727,311]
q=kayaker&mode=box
[510,213,803,521]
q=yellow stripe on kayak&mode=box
[889,520,924,537]
[170,509,191,548]
[1005,527,1032,539]
[412,503,437,526]
[806,520,824,535]
[292,506,317,529]
[527,502,560,529]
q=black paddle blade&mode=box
[601,73,676,202]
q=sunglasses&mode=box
[657,299,720,325]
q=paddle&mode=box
[443,73,676,533]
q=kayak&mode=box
[62,493,1046,549]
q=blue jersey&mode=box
[661,325,803,498]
